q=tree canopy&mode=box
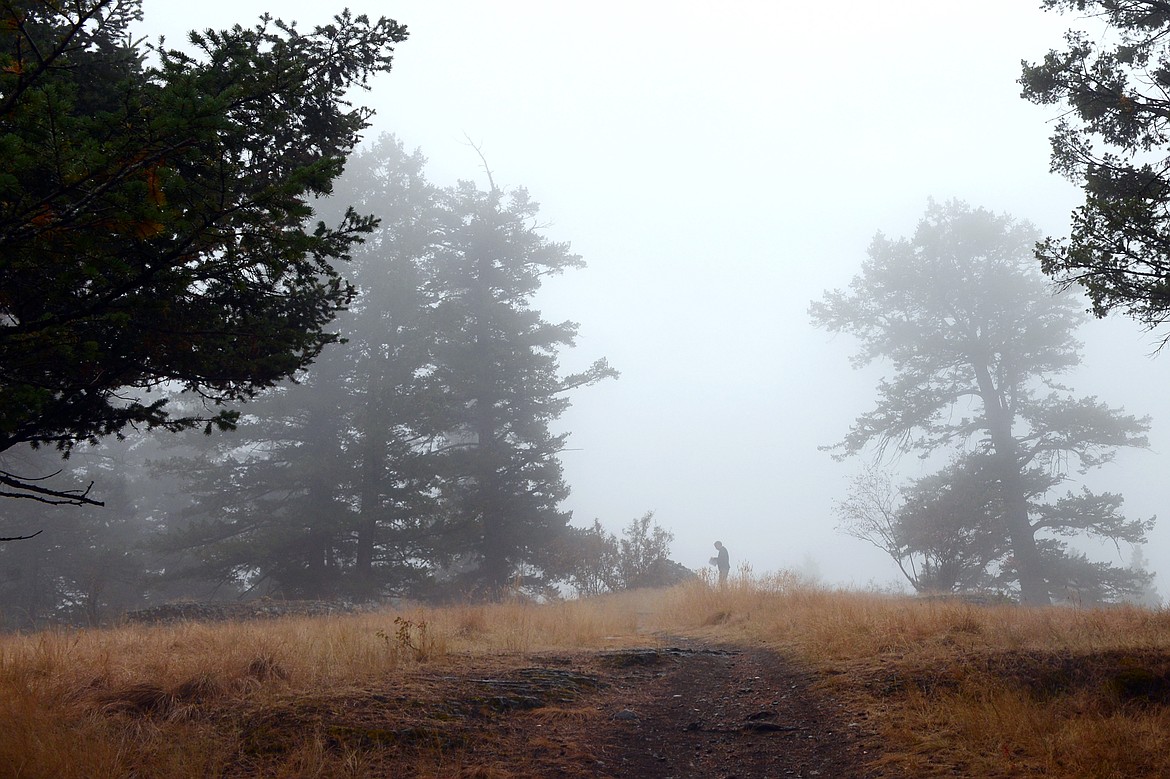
[1022,0,1170,342]
[835,456,1010,595]
[812,200,1152,604]
[153,136,616,600]
[428,175,617,591]
[0,0,407,504]
[548,512,686,596]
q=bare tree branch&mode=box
[0,469,104,507]
[0,530,43,541]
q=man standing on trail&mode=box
[711,541,730,586]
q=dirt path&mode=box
[584,639,878,778]
[201,635,881,777]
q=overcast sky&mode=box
[140,1,1168,591]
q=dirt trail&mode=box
[582,638,878,778]
[192,634,881,777]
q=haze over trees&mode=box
[551,512,690,596]
[1023,0,1170,342]
[835,457,1010,595]
[0,0,625,624]
[425,165,617,591]
[813,201,1153,605]
[5,1,1170,624]
[0,132,623,624]
[0,0,405,505]
[150,135,616,602]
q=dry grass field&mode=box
[667,572,1170,778]
[2,572,1169,777]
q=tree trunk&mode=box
[475,419,511,591]
[355,359,388,596]
[1001,469,1049,604]
[975,363,1050,605]
[471,228,510,592]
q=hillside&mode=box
[2,575,1168,777]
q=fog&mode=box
[140,1,1168,591]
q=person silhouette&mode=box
[712,541,730,586]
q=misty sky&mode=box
[139,2,1168,590]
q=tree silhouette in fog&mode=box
[160,137,615,599]
[813,200,1153,604]
[428,175,616,592]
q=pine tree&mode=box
[426,177,617,592]
[0,1,407,504]
[1022,0,1170,340]
[157,138,615,599]
[813,201,1153,604]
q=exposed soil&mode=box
[584,639,878,778]
[89,632,880,777]
[187,637,880,777]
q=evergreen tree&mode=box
[158,139,447,600]
[429,177,616,591]
[1126,547,1162,608]
[1023,0,1170,340]
[836,457,1009,595]
[157,138,615,600]
[323,136,451,597]
[157,372,358,599]
[812,201,1153,604]
[0,0,406,504]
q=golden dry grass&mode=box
[657,570,1170,778]
[0,595,656,778]
[2,574,1169,777]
